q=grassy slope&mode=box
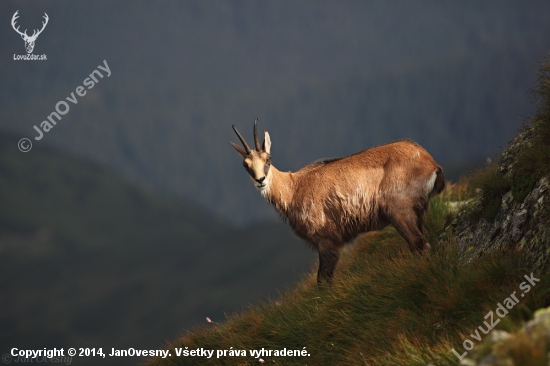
[146,57,550,365]
[147,185,550,366]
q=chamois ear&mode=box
[230,141,248,158]
[263,131,271,154]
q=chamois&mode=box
[230,119,445,284]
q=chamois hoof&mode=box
[422,242,431,261]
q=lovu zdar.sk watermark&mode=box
[12,10,48,61]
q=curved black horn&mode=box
[253,118,261,151]
[232,125,251,154]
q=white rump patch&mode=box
[425,171,437,196]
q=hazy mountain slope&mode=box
[1,1,550,222]
[0,131,312,366]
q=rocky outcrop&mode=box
[446,124,550,272]
[458,306,550,366]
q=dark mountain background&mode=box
[0,130,312,366]
[1,1,550,223]
[1,1,550,365]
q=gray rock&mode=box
[447,120,550,272]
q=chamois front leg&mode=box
[316,241,341,285]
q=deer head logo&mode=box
[11,10,49,54]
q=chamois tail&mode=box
[430,168,445,197]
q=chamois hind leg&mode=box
[317,241,341,285]
[414,203,431,252]
[389,209,427,254]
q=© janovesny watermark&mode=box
[17,60,112,153]
[11,10,48,60]
[2,349,72,364]
[451,272,540,360]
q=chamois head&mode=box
[230,119,272,191]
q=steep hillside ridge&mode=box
[449,57,550,272]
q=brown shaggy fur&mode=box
[231,120,444,284]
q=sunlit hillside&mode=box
[147,56,550,366]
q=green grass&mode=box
[423,183,465,244]
[146,184,550,366]
[467,164,511,222]
[511,144,550,202]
